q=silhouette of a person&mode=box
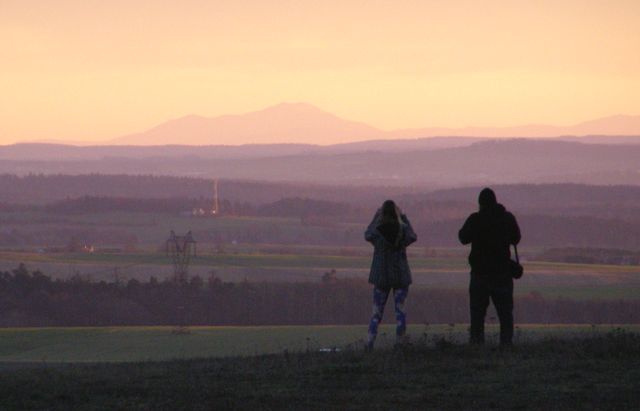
[459,188,521,345]
[365,200,417,350]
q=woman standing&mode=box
[365,199,417,350]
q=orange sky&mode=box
[1,0,639,144]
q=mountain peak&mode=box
[110,103,640,146]
[112,102,382,146]
[252,102,342,119]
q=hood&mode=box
[479,202,506,217]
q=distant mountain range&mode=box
[110,103,383,146]
[106,103,640,146]
[390,114,640,140]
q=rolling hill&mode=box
[1,139,639,186]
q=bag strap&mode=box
[512,244,520,263]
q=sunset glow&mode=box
[1,0,639,144]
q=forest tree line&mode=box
[1,265,638,327]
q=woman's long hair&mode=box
[379,199,403,247]
[380,199,399,224]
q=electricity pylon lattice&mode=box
[166,230,196,283]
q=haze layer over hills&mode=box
[3,103,639,187]
[1,139,639,187]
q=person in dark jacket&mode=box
[459,188,521,345]
[365,199,417,350]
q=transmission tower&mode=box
[212,179,220,216]
[166,230,197,283]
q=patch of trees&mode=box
[1,265,638,327]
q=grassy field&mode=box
[0,211,362,247]
[0,324,638,363]
[2,210,640,299]
[0,328,638,410]
[2,210,640,301]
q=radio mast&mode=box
[212,179,219,216]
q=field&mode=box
[1,324,638,363]
[0,210,364,248]
[2,248,640,300]
[2,210,640,300]
[0,326,638,410]
[2,206,640,406]
[1,182,640,408]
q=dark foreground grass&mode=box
[1,330,639,410]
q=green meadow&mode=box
[0,326,639,410]
[0,324,637,363]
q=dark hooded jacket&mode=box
[458,203,521,277]
[365,213,417,289]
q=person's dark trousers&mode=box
[469,272,514,345]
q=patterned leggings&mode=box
[367,287,409,347]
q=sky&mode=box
[1,0,639,144]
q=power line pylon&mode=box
[166,230,197,283]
